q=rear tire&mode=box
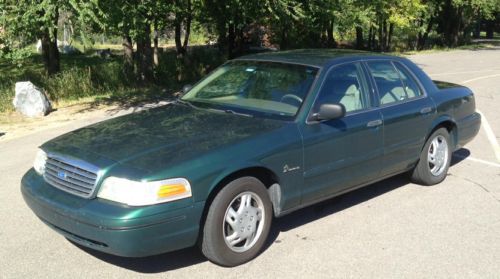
[201,177,272,267]
[410,128,452,185]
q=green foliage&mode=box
[0,47,225,112]
[0,0,498,113]
[0,46,34,65]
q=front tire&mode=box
[410,128,452,185]
[201,177,272,267]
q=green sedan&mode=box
[21,49,481,267]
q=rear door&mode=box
[365,60,435,177]
[299,62,384,204]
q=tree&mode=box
[91,0,167,82]
[173,0,194,56]
[437,0,499,47]
[1,0,64,75]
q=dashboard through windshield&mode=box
[181,61,319,120]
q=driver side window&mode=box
[315,63,370,113]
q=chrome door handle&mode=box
[420,107,432,114]
[367,119,383,128]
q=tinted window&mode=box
[315,63,369,113]
[394,62,422,98]
[367,61,407,105]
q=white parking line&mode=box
[476,110,500,163]
[453,154,500,168]
[463,74,500,84]
[429,69,500,77]
[445,69,500,164]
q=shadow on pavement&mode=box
[74,174,411,273]
[451,148,470,166]
[70,242,207,273]
[265,173,410,248]
[73,149,471,273]
[0,132,5,137]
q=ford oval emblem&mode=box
[57,171,67,180]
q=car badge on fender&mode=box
[283,164,300,173]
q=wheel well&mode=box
[434,120,458,147]
[197,167,280,243]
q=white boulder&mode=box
[13,82,52,117]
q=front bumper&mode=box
[21,169,204,257]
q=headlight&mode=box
[33,149,47,175]
[97,177,192,206]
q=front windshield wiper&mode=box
[209,108,253,118]
[175,98,198,109]
[177,98,253,118]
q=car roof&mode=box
[235,49,393,68]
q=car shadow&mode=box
[71,149,470,273]
[69,241,207,273]
[264,173,411,249]
[451,148,471,166]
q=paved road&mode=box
[1,49,499,278]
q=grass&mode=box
[0,54,128,112]
[0,46,226,113]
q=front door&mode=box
[299,62,384,204]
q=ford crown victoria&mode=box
[21,49,481,267]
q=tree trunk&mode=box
[136,24,153,83]
[280,27,288,50]
[441,0,462,47]
[326,20,337,48]
[368,25,373,50]
[387,23,394,51]
[216,23,227,53]
[182,0,192,50]
[174,20,185,56]
[48,27,60,75]
[40,7,60,76]
[235,27,245,56]
[356,26,364,49]
[122,35,134,77]
[49,7,60,75]
[473,17,481,39]
[417,17,434,50]
[153,27,159,67]
[227,23,236,59]
[378,18,385,51]
[40,29,52,75]
[485,20,494,39]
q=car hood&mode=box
[42,103,285,173]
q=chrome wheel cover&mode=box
[223,191,265,253]
[427,135,449,176]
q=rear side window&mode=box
[367,61,406,105]
[393,62,423,98]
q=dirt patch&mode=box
[0,101,170,142]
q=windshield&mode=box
[181,61,319,120]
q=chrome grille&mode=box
[44,156,99,198]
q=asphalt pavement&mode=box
[1,48,499,278]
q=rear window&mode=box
[393,62,423,98]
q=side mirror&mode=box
[182,84,193,94]
[312,103,346,121]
